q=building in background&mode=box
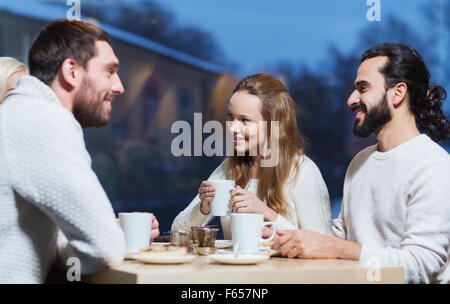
[0,1,237,232]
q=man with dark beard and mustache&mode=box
[0,20,159,283]
[351,91,391,138]
[273,43,450,284]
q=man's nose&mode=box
[347,90,359,108]
[112,74,125,95]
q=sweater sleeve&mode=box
[274,214,297,230]
[171,159,227,231]
[358,162,450,284]
[332,162,352,239]
[286,157,333,234]
[4,102,126,275]
[331,210,347,239]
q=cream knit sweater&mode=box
[0,76,125,283]
[333,134,450,284]
[172,155,333,239]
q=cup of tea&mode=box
[210,179,235,216]
[230,213,276,253]
[191,226,219,248]
[170,230,192,249]
[118,212,153,253]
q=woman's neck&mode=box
[250,156,261,178]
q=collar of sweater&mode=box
[372,134,428,160]
[7,75,83,133]
[8,75,61,105]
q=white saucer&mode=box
[208,254,269,265]
[135,255,195,264]
[217,248,279,257]
[124,252,139,260]
[124,243,172,260]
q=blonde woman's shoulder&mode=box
[207,157,229,180]
[290,153,325,183]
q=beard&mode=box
[73,76,111,128]
[352,92,392,137]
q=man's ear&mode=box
[59,58,83,89]
[391,82,408,108]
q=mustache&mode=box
[351,103,367,113]
[104,93,116,102]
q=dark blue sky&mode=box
[159,0,448,112]
[161,0,430,74]
[41,0,449,112]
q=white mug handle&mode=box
[260,221,276,242]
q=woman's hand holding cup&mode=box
[198,181,215,215]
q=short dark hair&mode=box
[361,43,449,142]
[29,19,112,85]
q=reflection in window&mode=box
[179,88,194,123]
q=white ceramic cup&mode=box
[210,179,235,216]
[230,213,276,253]
[118,212,153,253]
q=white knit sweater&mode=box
[172,155,333,239]
[0,76,126,283]
[333,134,450,284]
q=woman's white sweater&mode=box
[172,155,333,239]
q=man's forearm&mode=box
[327,235,362,260]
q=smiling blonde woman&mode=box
[0,57,28,104]
[172,73,332,239]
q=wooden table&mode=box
[84,255,404,284]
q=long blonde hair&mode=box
[226,73,305,216]
[0,57,27,103]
